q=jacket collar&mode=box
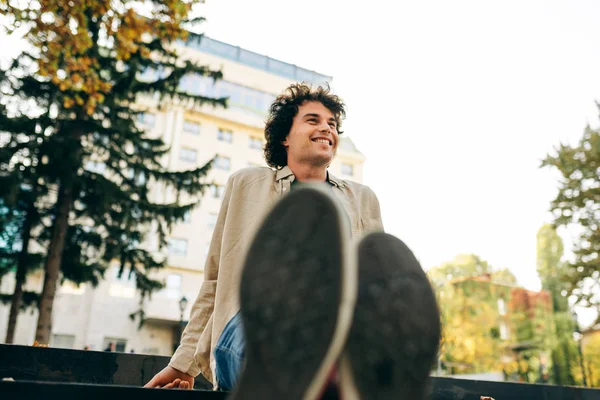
[275,165,345,189]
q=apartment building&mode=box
[0,36,367,355]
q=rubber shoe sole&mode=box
[229,185,356,400]
[340,233,441,400]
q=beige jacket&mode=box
[169,166,384,384]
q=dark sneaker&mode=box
[340,233,441,400]
[229,185,356,400]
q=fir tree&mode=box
[0,97,52,343]
[0,0,225,342]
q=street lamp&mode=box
[178,295,188,346]
[571,310,587,387]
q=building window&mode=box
[183,120,200,135]
[168,238,188,256]
[499,322,509,340]
[137,112,156,128]
[217,128,233,143]
[210,185,225,199]
[247,162,262,168]
[51,334,75,349]
[102,337,127,352]
[176,75,275,116]
[249,137,262,150]
[182,210,191,224]
[214,156,231,171]
[498,298,506,316]
[341,163,354,176]
[165,273,182,299]
[179,148,197,163]
[207,213,218,229]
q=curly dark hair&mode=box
[264,83,346,169]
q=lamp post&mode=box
[178,295,188,346]
[571,311,587,387]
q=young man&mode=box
[145,84,440,398]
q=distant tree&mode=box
[536,224,569,312]
[535,224,580,385]
[0,121,49,343]
[493,267,518,286]
[541,117,600,325]
[0,0,225,343]
[582,333,600,388]
[427,254,517,287]
[437,282,504,375]
[428,254,491,287]
[429,254,557,382]
[0,196,45,344]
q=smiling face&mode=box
[282,101,339,169]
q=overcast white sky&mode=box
[197,0,600,325]
[2,1,599,325]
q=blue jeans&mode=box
[214,311,246,391]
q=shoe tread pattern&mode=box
[347,233,441,400]
[232,190,344,400]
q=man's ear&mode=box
[282,136,289,147]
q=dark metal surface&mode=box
[1,344,599,399]
[431,377,600,399]
[0,380,225,400]
[2,378,599,400]
[0,344,212,389]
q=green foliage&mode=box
[582,333,600,388]
[493,267,519,286]
[437,282,505,374]
[0,154,47,342]
[430,254,557,382]
[0,148,47,280]
[550,319,579,386]
[0,290,40,310]
[535,223,581,385]
[0,0,226,339]
[427,253,518,287]
[541,120,600,323]
[536,224,569,313]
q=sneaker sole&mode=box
[230,185,355,400]
[341,233,441,400]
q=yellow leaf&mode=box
[63,97,74,108]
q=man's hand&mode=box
[144,365,194,390]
